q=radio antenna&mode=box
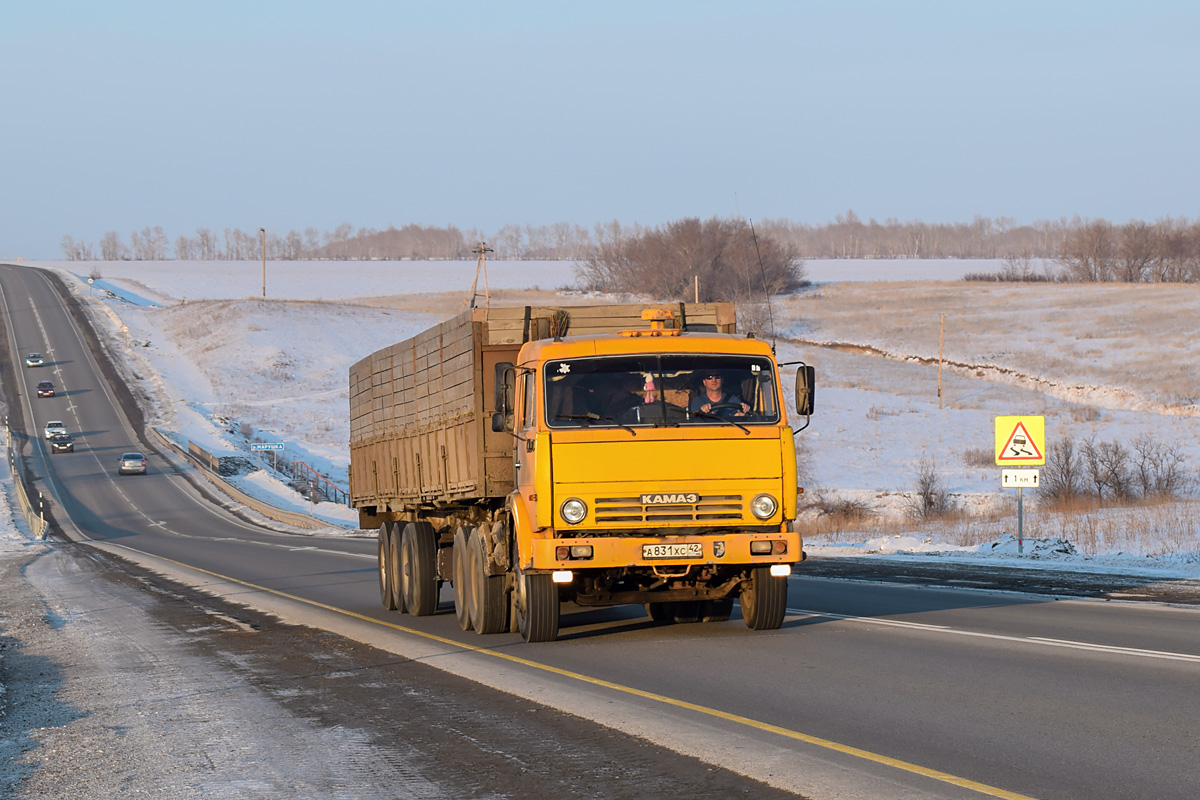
[748,218,778,352]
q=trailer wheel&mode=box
[387,524,406,613]
[378,523,398,611]
[700,598,734,623]
[515,567,559,642]
[740,567,787,630]
[469,527,509,635]
[401,521,439,616]
[452,527,473,631]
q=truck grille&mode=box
[593,495,743,523]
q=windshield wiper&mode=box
[554,413,637,437]
[687,409,751,435]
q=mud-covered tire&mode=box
[378,523,398,611]
[401,521,439,616]
[452,527,472,631]
[740,567,787,630]
[700,598,734,623]
[515,568,559,642]
[469,527,509,635]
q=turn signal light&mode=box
[750,540,788,556]
[555,545,594,560]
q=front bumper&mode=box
[530,530,801,571]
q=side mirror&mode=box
[494,362,515,414]
[491,412,511,433]
[795,364,815,415]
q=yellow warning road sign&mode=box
[994,416,1045,465]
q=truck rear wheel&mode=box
[644,603,673,623]
[671,601,702,624]
[469,527,509,635]
[740,567,787,630]
[401,521,439,616]
[387,524,406,613]
[515,567,559,642]
[378,523,398,611]
[452,527,473,631]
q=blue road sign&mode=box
[250,442,285,451]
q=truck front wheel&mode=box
[401,521,439,616]
[740,567,787,630]
[515,567,559,642]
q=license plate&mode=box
[642,542,703,559]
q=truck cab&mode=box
[494,310,814,639]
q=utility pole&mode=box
[938,313,945,409]
[463,242,494,311]
[260,228,267,298]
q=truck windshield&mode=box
[544,354,781,428]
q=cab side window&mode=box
[523,369,537,428]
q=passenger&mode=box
[689,372,749,417]
[602,373,647,419]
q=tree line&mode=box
[58,214,1200,284]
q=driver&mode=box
[689,372,749,417]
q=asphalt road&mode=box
[3,263,1199,800]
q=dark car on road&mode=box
[50,433,74,453]
[118,452,147,475]
[36,380,55,397]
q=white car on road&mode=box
[44,420,68,439]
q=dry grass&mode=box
[780,282,1200,409]
[799,492,1200,560]
[1025,498,1200,557]
[961,447,994,467]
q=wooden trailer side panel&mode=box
[349,302,736,513]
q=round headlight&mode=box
[560,497,587,525]
[750,493,778,520]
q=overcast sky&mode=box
[3,0,1197,258]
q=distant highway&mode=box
[3,262,1199,800]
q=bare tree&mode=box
[1116,220,1154,282]
[1042,436,1084,503]
[100,231,127,261]
[576,216,805,304]
[1082,438,1133,503]
[174,234,195,260]
[1058,220,1115,282]
[907,458,954,519]
[1132,435,1190,498]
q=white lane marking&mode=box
[787,606,1200,664]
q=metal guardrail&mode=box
[4,420,49,539]
[151,428,338,531]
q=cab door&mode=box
[514,367,543,527]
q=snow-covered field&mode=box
[4,257,1199,577]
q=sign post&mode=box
[995,416,1045,554]
[250,441,284,472]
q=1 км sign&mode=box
[994,416,1045,466]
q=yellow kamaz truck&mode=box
[349,302,814,642]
